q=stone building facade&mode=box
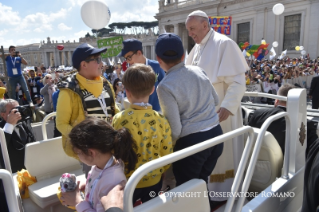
[0,33,158,76]
[156,0,319,59]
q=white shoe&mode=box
[29,102,34,107]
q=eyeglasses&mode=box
[46,77,52,79]
[85,57,102,64]
[124,51,137,61]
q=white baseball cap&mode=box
[188,10,209,19]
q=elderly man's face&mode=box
[1,101,18,122]
[186,17,209,44]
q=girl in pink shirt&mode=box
[61,118,138,212]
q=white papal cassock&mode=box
[186,29,249,201]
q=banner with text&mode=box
[209,16,232,35]
[97,36,123,58]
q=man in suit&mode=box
[0,99,35,212]
[0,99,35,171]
[248,84,295,155]
[301,122,319,212]
[249,84,318,156]
[309,75,319,109]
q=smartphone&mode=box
[15,51,20,57]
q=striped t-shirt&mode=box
[81,88,113,123]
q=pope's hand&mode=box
[100,180,125,211]
[217,107,232,122]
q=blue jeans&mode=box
[7,75,32,103]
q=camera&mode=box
[105,65,114,74]
[14,105,32,122]
[15,51,20,57]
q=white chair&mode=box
[24,137,85,209]
[246,128,283,193]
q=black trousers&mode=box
[53,117,61,138]
[173,125,224,186]
[312,99,319,110]
[133,178,162,203]
[0,181,9,212]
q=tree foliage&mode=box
[94,21,159,36]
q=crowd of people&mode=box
[246,57,319,86]
[0,9,318,212]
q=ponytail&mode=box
[113,128,138,174]
[69,118,138,174]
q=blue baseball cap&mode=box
[117,39,142,57]
[155,33,184,60]
[72,43,107,70]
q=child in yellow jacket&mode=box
[56,43,119,175]
[112,64,173,203]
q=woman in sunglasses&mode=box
[112,78,124,110]
[40,74,56,114]
[111,63,124,84]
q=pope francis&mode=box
[185,10,249,202]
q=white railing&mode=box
[124,126,255,212]
[244,92,287,101]
[41,112,56,140]
[0,169,20,212]
[236,112,291,211]
[0,128,12,173]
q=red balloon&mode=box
[57,45,64,50]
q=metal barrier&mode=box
[235,112,291,211]
[41,112,56,140]
[244,92,288,101]
[124,126,255,212]
[0,169,20,212]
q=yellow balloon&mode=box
[246,52,251,57]
[295,46,300,51]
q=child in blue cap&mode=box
[117,39,165,112]
[155,33,223,210]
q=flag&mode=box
[107,58,112,65]
[242,49,247,58]
[162,25,166,33]
[184,50,188,63]
[278,49,287,59]
[269,47,276,60]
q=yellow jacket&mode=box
[0,87,6,99]
[56,73,119,159]
[112,104,173,188]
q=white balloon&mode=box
[300,46,304,50]
[273,3,285,15]
[272,41,278,48]
[81,0,111,30]
[301,50,306,55]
